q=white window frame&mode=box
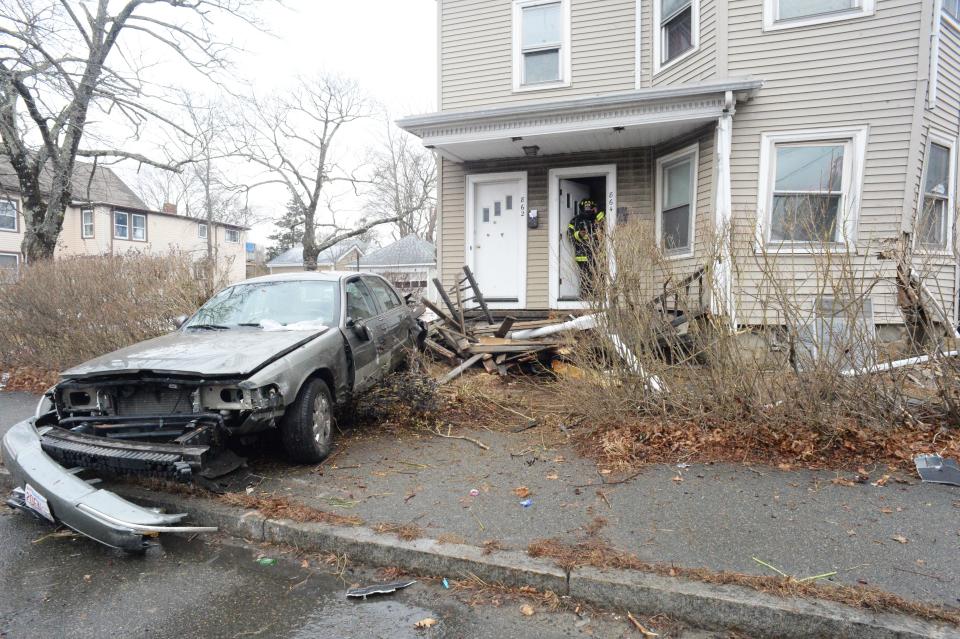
[113,210,129,240]
[0,199,18,233]
[655,143,699,260]
[131,213,147,241]
[653,0,700,75]
[945,0,960,31]
[762,0,875,32]
[916,131,957,254]
[0,252,19,281]
[512,0,572,92]
[198,222,209,240]
[225,228,241,243]
[755,126,869,253]
[81,208,95,239]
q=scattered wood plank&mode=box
[439,354,485,384]
[482,354,498,374]
[422,299,458,328]
[424,338,456,361]
[493,316,516,338]
[467,343,550,355]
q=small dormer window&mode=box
[512,0,570,91]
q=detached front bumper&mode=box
[2,419,216,552]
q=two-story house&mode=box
[400,0,958,337]
[0,160,247,283]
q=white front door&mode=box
[558,179,592,301]
[469,175,526,306]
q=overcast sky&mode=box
[119,0,439,247]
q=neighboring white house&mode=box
[266,241,367,274]
[0,160,247,282]
[359,235,437,298]
[400,0,960,335]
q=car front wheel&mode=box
[280,378,334,463]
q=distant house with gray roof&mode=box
[0,159,247,283]
[359,235,437,297]
[266,241,367,274]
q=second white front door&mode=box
[468,174,526,306]
[558,179,591,301]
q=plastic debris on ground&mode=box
[520,499,533,508]
[256,557,277,566]
[442,577,450,589]
[345,580,417,600]
[469,489,480,497]
[915,454,960,487]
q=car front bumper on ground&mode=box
[2,418,216,552]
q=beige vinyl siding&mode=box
[440,0,638,111]
[648,0,718,86]
[56,205,113,256]
[727,0,925,324]
[439,126,715,308]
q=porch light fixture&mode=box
[523,145,540,157]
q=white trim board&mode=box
[655,143,700,260]
[465,171,529,309]
[547,165,618,310]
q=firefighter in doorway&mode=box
[567,199,606,296]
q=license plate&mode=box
[23,484,55,523]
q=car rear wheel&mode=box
[280,378,334,463]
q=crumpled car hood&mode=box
[61,328,329,379]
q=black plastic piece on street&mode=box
[345,580,417,600]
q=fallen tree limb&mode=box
[432,425,489,451]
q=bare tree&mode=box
[238,75,409,271]
[0,0,261,261]
[367,118,437,243]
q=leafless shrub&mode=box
[559,219,959,437]
[0,253,231,371]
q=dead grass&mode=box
[527,538,960,627]
[482,539,505,555]
[220,492,363,527]
[373,522,423,541]
[437,532,467,545]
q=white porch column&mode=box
[711,91,736,328]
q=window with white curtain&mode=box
[513,0,569,89]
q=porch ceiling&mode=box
[397,78,763,163]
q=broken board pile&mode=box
[422,267,576,383]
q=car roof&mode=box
[238,271,383,286]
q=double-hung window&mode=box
[81,209,94,238]
[114,211,129,239]
[764,0,874,30]
[0,253,18,282]
[918,139,955,250]
[656,145,698,257]
[513,0,570,90]
[757,127,868,249]
[0,200,17,232]
[226,228,241,243]
[656,0,698,71]
[131,213,146,241]
[198,223,208,240]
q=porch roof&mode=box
[397,78,763,162]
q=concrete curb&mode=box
[1,468,955,639]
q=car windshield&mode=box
[185,280,339,329]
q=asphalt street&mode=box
[0,392,719,638]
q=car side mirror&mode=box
[174,315,188,329]
[346,317,371,341]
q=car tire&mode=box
[280,378,335,463]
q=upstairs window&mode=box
[764,0,874,30]
[131,213,146,241]
[659,0,696,67]
[0,200,17,232]
[919,140,954,250]
[198,223,208,240]
[114,211,129,239]
[513,0,570,90]
[226,228,240,243]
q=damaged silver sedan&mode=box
[2,271,424,550]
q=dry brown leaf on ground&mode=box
[513,486,531,498]
[519,604,535,616]
[880,507,893,514]
[546,471,559,480]
[891,535,909,544]
[830,478,856,487]
[414,617,437,629]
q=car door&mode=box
[363,275,411,368]
[342,277,382,393]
